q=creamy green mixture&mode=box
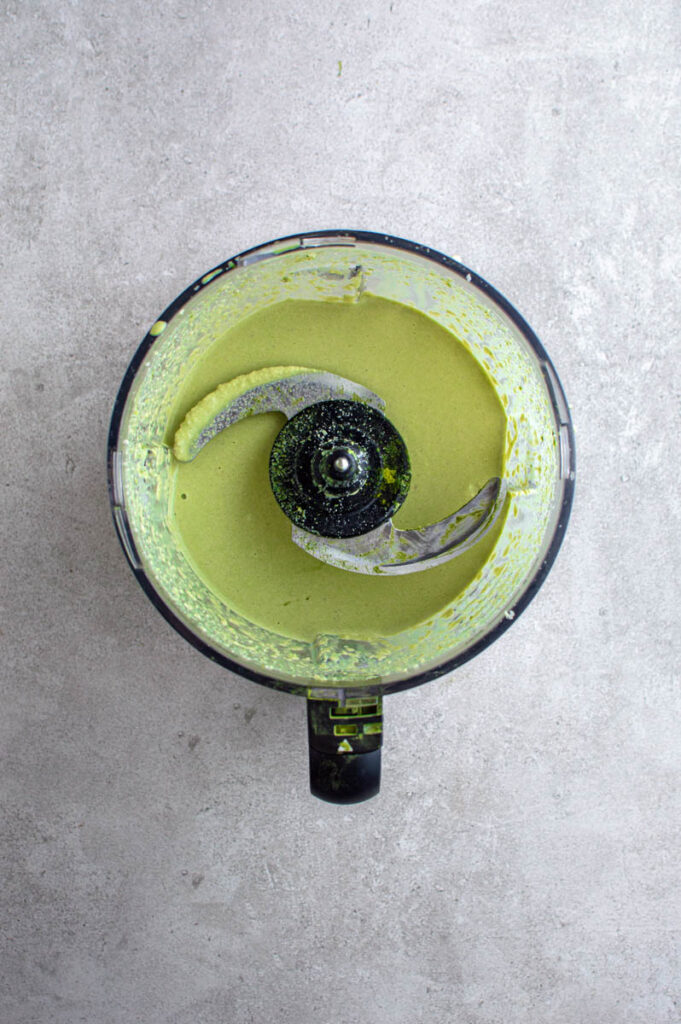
[167,295,507,641]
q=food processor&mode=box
[108,230,575,804]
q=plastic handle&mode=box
[307,696,382,804]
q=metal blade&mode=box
[291,477,507,575]
[174,367,385,462]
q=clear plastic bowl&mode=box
[108,230,575,802]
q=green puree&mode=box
[168,295,507,641]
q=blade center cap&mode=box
[269,399,412,539]
[316,444,368,495]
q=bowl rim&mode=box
[107,228,575,697]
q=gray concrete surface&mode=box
[2,1,680,1021]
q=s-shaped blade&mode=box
[172,365,506,575]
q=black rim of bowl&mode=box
[107,229,576,698]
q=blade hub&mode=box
[269,400,411,539]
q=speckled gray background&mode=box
[2,2,680,1022]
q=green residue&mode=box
[172,365,318,461]
[168,295,507,641]
[201,269,223,285]
[337,59,343,77]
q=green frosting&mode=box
[168,295,506,640]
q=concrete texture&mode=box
[2,1,680,1021]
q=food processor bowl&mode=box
[108,230,575,803]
